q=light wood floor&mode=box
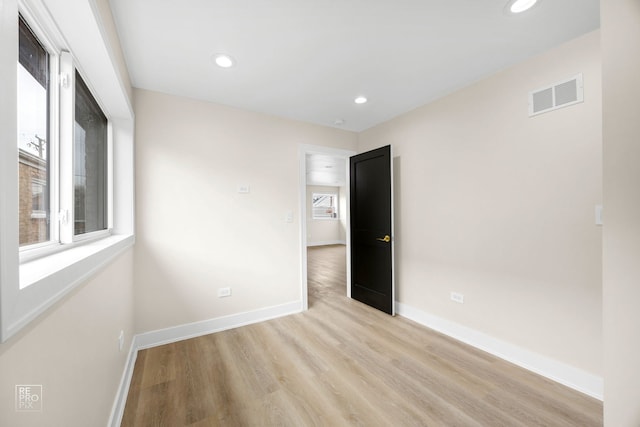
[121,244,603,426]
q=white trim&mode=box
[108,300,302,426]
[108,336,138,427]
[12,235,133,335]
[299,147,308,310]
[44,0,133,119]
[345,159,352,300]
[59,50,74,244]
[135,300,302,350]
[307,240,346,247]
[396,302,603,400]
[0,0,20,348]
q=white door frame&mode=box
[299,144,356,311]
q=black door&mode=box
[350,145,394,315]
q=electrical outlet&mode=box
[450,292,464,304]
[118,330,124,352]
[218,287,231,298]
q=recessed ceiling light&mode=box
[354,96,368,104]
[506,0,538,14]
[213,53,235,68]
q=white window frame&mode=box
[59,54,113,245]
[17,11,59,252]
[0,0,135,342]
[18,41,113,259]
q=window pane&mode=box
[18,16,50,246]
[312,193,338,219]
[74,71,107,235]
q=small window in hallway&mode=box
[312,193,338,219]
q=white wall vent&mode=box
[529,73,584,117]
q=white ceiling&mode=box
[110,0,600,132]
[306,154,347,187]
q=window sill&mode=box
[6,234,135,340]
[20,234,134,289]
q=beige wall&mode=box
[359,31,602,375]
[0,249,135,427]
[602,0,640,425]
[134,89,358,333]
[307,185,344,245]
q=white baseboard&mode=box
[108,337,139,427]
[135,300,303,349]
[307,240,346,247]
[108,300,302,426]
[396,302,603,401]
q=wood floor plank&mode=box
[121,244,602,426]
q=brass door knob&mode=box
[376,235,391,243]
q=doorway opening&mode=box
[299,145,355,311]
[307,245,347,308]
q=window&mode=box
[74,71,108,236]
[17,15,112,250]
[312,193,339,219]
[1,1,134,343]
[17,16,50,246]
